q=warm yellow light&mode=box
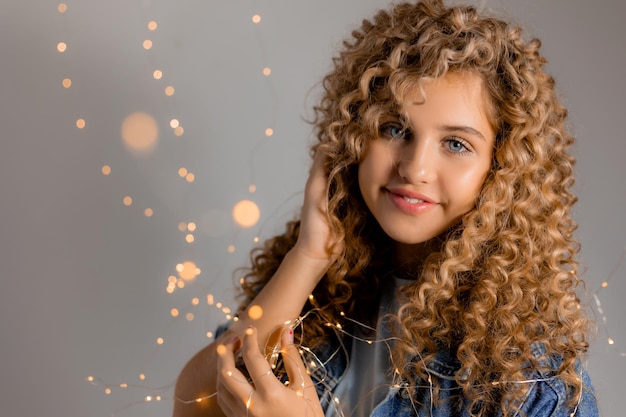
[166,285,175,294]
[153,69,163,80]
[248,305,263,320]
[174,126,184,136]
[249,184,256,193]
[207,294,214,305]
[57,42,67,53]
[185,173,195,183]
[101,165,111,175]
[253,236,259,243]
[144,208,154,217]
[262,67,271,76]
[178,167,188,177]
[148,21,158,31]
[216,344,227,356]
[178,261,199,281]
[170,308,179,317]
[192,297,199,305]
[86,376,94,382]
[139,373,146,380]
[601,281,608,288]
[187,222,197,232]
[165,86,175,96]
[265,128,274,137]
[143,39,153,50]
[216,302,223,309]
[105,388,112,395]
[120,383,128,388]
[156,337,164,345]
[58,3,67,13]
[76,118,86,129]
[178,222,187,231]
[186,312,194,321]
[177,280,185,288]
[185,234,195,243]
[206,331,213,338]
[123,196,132,206]
[121,112,159,153]
[170,118,180,129]
[62,78,72,88]
[227,245,235,253]
[233,199,261,227]
[608,338,615,345]
[252,14,261,23]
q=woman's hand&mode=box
[292,151,342,266]
[216,326,324,417]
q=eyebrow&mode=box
[439,125,487,142]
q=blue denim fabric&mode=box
[312,333,599,417]
[215,324,599,416]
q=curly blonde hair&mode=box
[238,0,591,415]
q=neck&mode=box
[390,238,444,280]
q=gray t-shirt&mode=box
[325,277,412,417]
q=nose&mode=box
[397,139,437,184]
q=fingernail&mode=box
[229,336,239,344]
[288,328,294,343]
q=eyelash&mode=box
[379,123,473,155]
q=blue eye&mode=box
[380,123,408,140]
[445,138,469,153]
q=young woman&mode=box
[173,1,599,416]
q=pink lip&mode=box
[385,188,437,215]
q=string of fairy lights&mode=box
[52,1,624,415]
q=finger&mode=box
[280,326,308,393]
[216,339,255,403]
[240,326,277,390]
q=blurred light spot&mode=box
[168,275,177,284]
[58,3,67,13]
[192,297,200,305]
[177,261,199,281]
[608,338,615,345]
[174,126,184,136]
[153,69,163,80]
[185,173,195,183]
[62,78,72,88]
[601,281,608,288]
[253,236,259,243]
[120,383,128,388]
[121,112,158,153]
[186,313,194,321]
[86,376,94,382]
[216,344,227,355]
[206,331,213,338]
[143,39,153,50]
[248,305,263,320]
[76,118,86,129]
[123,196,132,206]
[252,14,261,23]
[178,167,187,177]
[249,184,256,193]
[207,294,214,305]
[227,245,235,253]
[177,280,185,288]
[139,374,146,381]
[57,42,67,53]
[105,388,112,395]
[187,222,197,232]
[265,128,273,137]
[216,302,223,309]
[169,119,180,129]
[262,67,271,76]
[165,86,175,96]
[185,234,195,243]
[101,165,111,176]
[156,337,164,345]
[233,200,260,227]
[170,308,179,317]
[148,20,158,31]
[144,208,154,217]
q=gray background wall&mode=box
[1,1,624,416]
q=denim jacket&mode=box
[309,332,599,417]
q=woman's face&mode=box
[358,72,495,250]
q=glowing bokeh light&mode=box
[153,69,163,80]
[185,234,195,243]
[58,3,67,13]
[169,119,180,129]
[233,199,260,227]
[187,222,197,232]
[262,67,271,76]
[123,196,132,206]
[101,165,111,175]
[144,208,154,217]
[62,78,72,88]
[174,126,184,136]
[76,118,86,129]
[57,42,67,53]
[121,112,158,153]
[227,245,235,253]
[185,173,195,183]
[143,39,153,50]
[177,261,199,281]
[252,14,261,23]
[265,128,274,137]
[178,167,188,177]
[165,86,175,96]
[148,21,158,31]
[249,184,256,193]
[170,308,179,317]
[248,305,263,320]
